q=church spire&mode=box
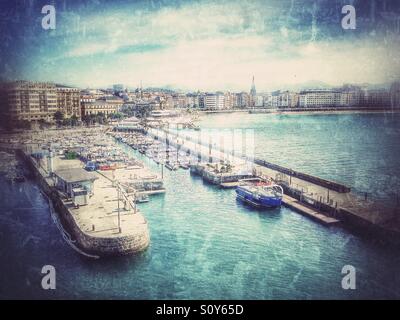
[250,75,256,97]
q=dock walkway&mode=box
[145,127,399,232]
[282,195,340,226]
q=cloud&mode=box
[22,0,400,90]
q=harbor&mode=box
[109,118,400,240]
[2,112,400,299]
[2,112,399,253]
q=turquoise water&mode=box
[1,112,400,299]
[196,112,400,202]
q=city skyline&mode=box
[1,0,400,91]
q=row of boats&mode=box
[110,132,195,171]
[111,131,284,209]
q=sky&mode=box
[1,0,400,91]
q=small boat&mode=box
[236,184,283,208]
[136,195,150,203]
[84,161,97,171]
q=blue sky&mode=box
[1,0,400,91]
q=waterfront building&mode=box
[274,91,299,108]
[236,92,250,108]
[80,94,96,104]
[186,93,200,108]
[53,168,98,199]
[390,82,400,108]
[271,91,280,108]
[171,94,186,108]
[198,94,205,108]
[80,89,106,100]
[262,93,272,108]
[289,92,299,108]
[81,96,123,116]
[1,80,57,122]
[364,88,391,107]
[115,116,141,130]
[299,89,341,108]
[254,95,264,107]
[204,93,225,110]
[224,92,235,109]
[278,91,290,108]
[340,88,362,107]
[56,86,81,119]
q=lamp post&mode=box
[117,185,121,233]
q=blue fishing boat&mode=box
[84,161,97,171]
[236,183,283,208]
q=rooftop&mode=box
[54,168,98,183]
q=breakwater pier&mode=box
[1,128,155,257]
[127,125,400,241]
[20,150,150,257]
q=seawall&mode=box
[17,149,150,257]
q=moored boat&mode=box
[236,183,283,208]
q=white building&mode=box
[204,93,225,110]
[299,89,341,108]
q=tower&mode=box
[250,76,256,97]
[250,76,257,107]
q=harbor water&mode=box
[1,112,400,299]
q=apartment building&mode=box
[2,81,57,122]
[299,89,341,108]
[56,86,80,119]
[204,93,225,109]
[81,96,124,116]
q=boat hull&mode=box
[235,187,282,208]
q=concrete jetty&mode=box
[18,149,150,257]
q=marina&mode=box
[1,128,170,257]
[1,112,400,299]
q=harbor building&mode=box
[186,93,199,108]
[299,89,342,108]
[224,92,235,109]
[339,85,363,107]
[81,96,124,116]
[56,86,81,119]
[390,82,400,108]
[0,80,81,123]
[54,168,98,199]
[236,92,250,108]
[204,93,225,110]
[1,80,57,122]
[364,88,391,108]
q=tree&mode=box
[109,112,123,120]
[38,119,50,130]
[53,111,64,126]
[70,115,79,126]
[96,112,106,124]
[82,115,92,126]
[62,118,72,126]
